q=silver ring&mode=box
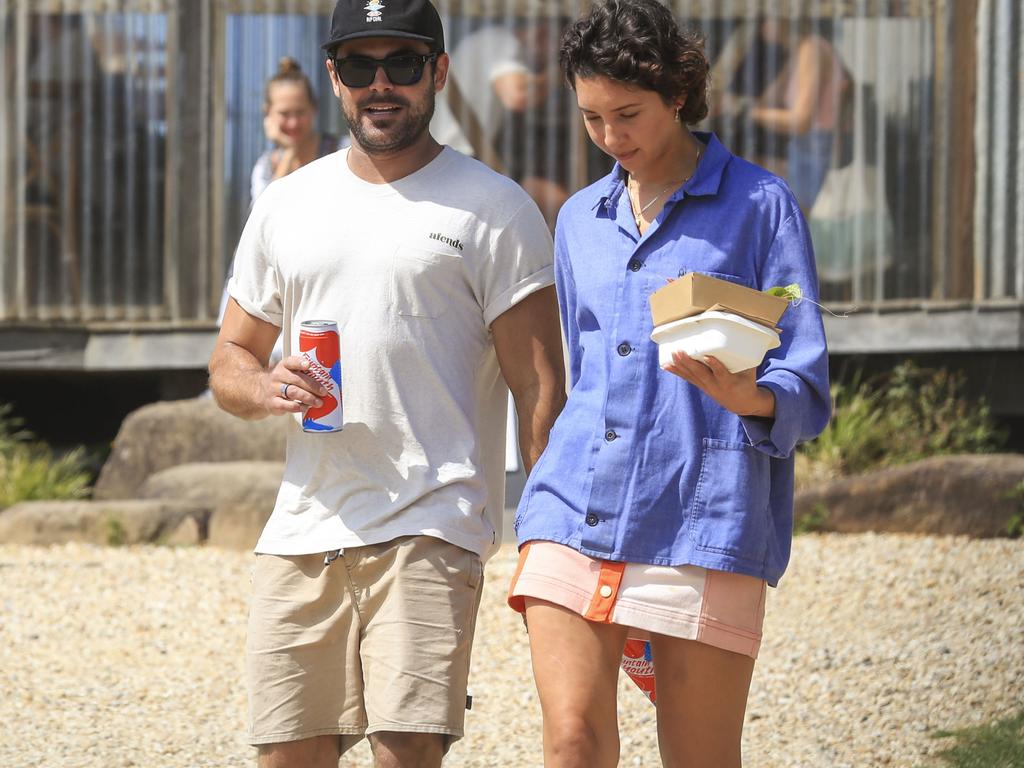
[280,382,290,399]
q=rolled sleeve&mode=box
[229,187,284,327]
[480,198,555,327]
[482,264,555,326]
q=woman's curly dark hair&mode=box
[559,0,710,125]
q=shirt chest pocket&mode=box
[391,246,464,319]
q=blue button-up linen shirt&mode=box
[515,133,831,587]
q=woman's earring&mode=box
[674,106,682,122]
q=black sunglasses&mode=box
[331,53,438,88]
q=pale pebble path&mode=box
[1,533,1021,767]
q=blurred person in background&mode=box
[251,56,344,202]
[217,57,347,367]
[713,13,851,212]
[433,13,571,228]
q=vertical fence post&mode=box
[166,0,213,322]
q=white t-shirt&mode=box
[228,146,554,561]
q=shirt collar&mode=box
[591,131,732,213]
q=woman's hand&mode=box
[662,351,775,418]
[263,113,289,147]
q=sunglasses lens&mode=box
[337,59,376,88]
[383,57,422,85]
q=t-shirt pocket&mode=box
[391,246,462,319]
[687,437,771,564]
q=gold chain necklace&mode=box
[628,145,703,227]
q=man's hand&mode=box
[662,351,775,418]
[264,355,329,416]
[492,286,566,474]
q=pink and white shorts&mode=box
[508,540,767,659]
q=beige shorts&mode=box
[246,535,484,753]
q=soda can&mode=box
[621,638,657,704]
[298,320,343,432]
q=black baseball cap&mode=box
[321,0,445,54]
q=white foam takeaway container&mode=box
[650,310,781,373]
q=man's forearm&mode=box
[209,343,272,421]
[513,380,566,475]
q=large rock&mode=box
[137,461,284,507]
[208,503,275,551]
[795,454,1024,537]
[138,461,283,550]
[0,500,209,546]
[94,399,287,500]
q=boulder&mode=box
[94,398,287,500]
[795,453,1024,537]
[137,461,283,550]
[0,500,210,546]
[207,503,275,550]
[137,461,284,507]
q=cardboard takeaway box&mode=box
[649,272,790,330]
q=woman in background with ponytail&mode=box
[251,56,342,202]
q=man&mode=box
[207,1,564,766]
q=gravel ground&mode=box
[1,533,1021,767]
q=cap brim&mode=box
[321,30,438,51]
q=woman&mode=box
[508,2,831,766]
[216,58,342,366]
[251,56,340,202]
[745,16,850,211]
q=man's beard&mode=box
[342,88,436,155]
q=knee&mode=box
[257,735,340,768]
[545,715,618,767]
[369,731,445,768]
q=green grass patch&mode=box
[794,502,829,535]
[1004,482,1024,539]
[0,404,92,510]
[798,361,1006,487]
[929,709,1024,767]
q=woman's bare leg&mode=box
[648,634,755,768]
[523,598,630,768]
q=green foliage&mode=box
[0,404,92,510]
[799,362,1006,481]
[1004,482,1024,539]
[930,709,1024,768]
[794,503,829,535]
[104,516,127,547]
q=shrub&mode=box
[798,361,1005,484]
[0,404,92,510]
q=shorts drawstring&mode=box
[324,549,343,567]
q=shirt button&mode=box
[617,342,631,357]
[604,430,618,442]
[628,258,642,272]
[599,585,613,598]
[585,513,599,526]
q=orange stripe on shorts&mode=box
[583,560,626,623]
[506,541,534,614]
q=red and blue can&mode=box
[298,320,343,432]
